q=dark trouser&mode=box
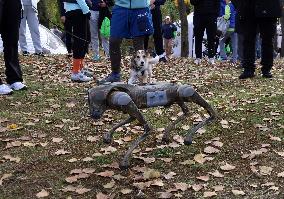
[237,33,244,63]
[110,36,144,73]
[193,14,217,59]
[65,10,90,59]
[242,17,277,73]
[64,18,73,54]
[144,8,164,56]
[0,0,23,85]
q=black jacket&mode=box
[190,0,220,16]
[0,0,4,31]
[232,0,281,19]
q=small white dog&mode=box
[128,50,159,84]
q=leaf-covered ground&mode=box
[0,55,283,199]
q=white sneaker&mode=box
[81,68,94,77]
[209,58,215,65]
[194,58,201,65]
[0,84,13,95]
[9,82,27,91]
[71,72,93,82]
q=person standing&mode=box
[63,0,93,82]
[0,0,27,95]
[237,0,281,79]
[162,16,177,59]
[144,0,167,62]
[19,0,44,56]
[219,0,238,63]
[89,0,101,61]
[97,0,153,84]
[191,0,220,65]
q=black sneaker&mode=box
[262,71,273,78]
[97,72,121,85]
[239,71,255,79]
[35,52,45,57]
[159,56,167,63]
[23,51,30,56]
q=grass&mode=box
[0,55,283,198]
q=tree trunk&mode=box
[281,0,284,57]
[38,0,50,28]
[178,0,189,57]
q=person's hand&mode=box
[150,0,155,5]
[60,16,66,23]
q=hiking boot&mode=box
[159,56,167,63]
[97,72,121,85]
[262,71,273,78]
[9,82,27,91]
[23,51,30,56]
[0,84,13,95]
[71,72,93,82]
[239,71,255,79]
[35,52,45,57]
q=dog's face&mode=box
[131,50,149,71]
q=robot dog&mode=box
[88,82,216,169]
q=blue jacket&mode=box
[162,23,177,39]
[115,0,149,9]
[220,0,236,29]
[63,0,90,14]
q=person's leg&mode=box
[206,15,217,59]
[240,18,257,79]
[19,7,28,53]
[230,32,238,63]
[89,10,100,60]
[151,8,166,61]
[64,18,73,54]
[219,33,229,60]
[237,33,244,64]
[144,35,149,51]
[109,37,123,73]
[2,0,25,88]
[259,18,277,77]
[25,6,43,54]
[101,36,110,57]
[68,10,92,82]
[193,15,205,59]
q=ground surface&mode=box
[0,55,283,199]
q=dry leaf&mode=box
[194,154,206,164]
[174,183,189,191]
[232,190,245,196]
[163,172,177,180]
[67,158,78,163]
[55,149,70,155]
[36,189,49,198]
[212,141,223,148]
[208,170,224,178]
[259,166,273,175]
[204,146,220,154]
[65,176,78,183]
[75,187,91,194]
[196,175,210,182]
[103,180,115,189]
[151,179,164,187]
[269,135,281,142]
[277,171,284,177]
[203,191,217,198]
[52,137,63,143]
[158,192,173,199]
[100,146,117,154]
[96,192,110,199]
[120,188,133,194]
[96,170,114,178]
[0,173,12,186]
[180,159,195,165]
[213,185,224,192]
[87,136,99,142]
[143,169,161,179]
[192,184,203,192]
[220,163,235,171]
[275,151,284,157]
[82,157,94,162]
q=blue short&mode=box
[110,5,154,39]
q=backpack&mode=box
[100,17,110,38]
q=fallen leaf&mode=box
[3,155,21,163]
[208,170,224,178]
[75,187,91,194]
[103,180,115,189]
[174,183,189,191]
[36,189,49,198]
[100,146,117,154]
[163,172,177,180]
[204,146,220,154]
[180,159,195,165]
[67,158,78,163]
[151,179,164,187]
[82,168,96,174]
[120,188,133,194]
[269,135,281,142]
[55,149,70,155]
[96,170,114,178]
[52,137,63,143]
[158,192,173,199]
[220,163,236,171]
[277,171,284,177]
[259,166,273,176]
[212,141,223,148]
[143,168,161,179]
[69,126,80,131]
[192,184,203,192]
[194,154,206,164]
[82,157,94,162]
[0,173,12,186]
[213,185,224,192]
[203,191,217,198]
[96,192,110,199]
[196,175,210,182]
[232,190,245,196]
[87,136,99,142]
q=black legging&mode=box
[65,10,90,59]
[110,36,144,73]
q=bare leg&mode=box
[162,102,189,143]
[103,116,135,144]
